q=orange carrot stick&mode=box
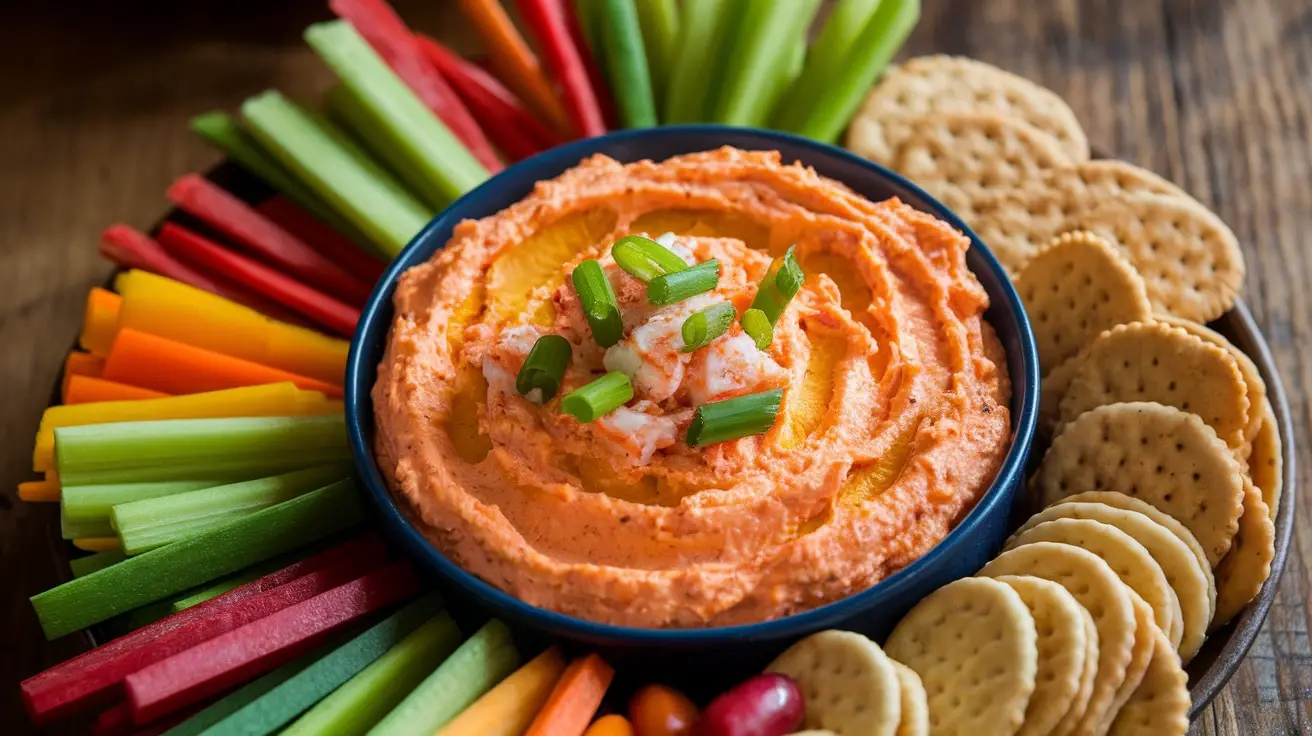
[62,352,107,402]
[79,289,122,357]
[457,0,573,136]
[524,654,615,736]
[102,329,343,398]
[65,376,170,405]
[18,480,60,503]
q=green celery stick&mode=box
[61,505,114,540]
[305,21,488,208]
[68,550,127,578]
[30,479,362,640]
[242,91,432,258]
[662,0,731,123]
[171,566,267,612]
[635,0,679,110]
[763,35,807,126]
[598,0,658,128]
[323,85,447,212]
[367,620,518,736]
[54,415,349,487]
[112,464,352,555]
[181,595,445,736]
[713,0,822,125]
[282,612,462,736]
[62,480,217,524]
[772,0,883,132]
[786,0,920,142]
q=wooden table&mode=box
[1,0,1307,733]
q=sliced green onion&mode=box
[681,302,737,352]
[741,308,774,349]
[750,248,805,324]
[648,259,720,306]
[775,247,805,298]
[561,372,634,423]
[572,260,624,347]
[687,389,784,446]
[612,234,688,282]
[515,335,572,401]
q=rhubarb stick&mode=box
[516,0,607,137]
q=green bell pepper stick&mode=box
[597,0,658,128]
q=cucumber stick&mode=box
[31,479,362,640]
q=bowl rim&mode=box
[345,124,1041,642]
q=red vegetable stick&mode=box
[92,701,195,736]
[167,176,373,306]
[157,224,359,337]
[125,560,419,723]
[256,196,386,284]
[515,0,607,138]
[557,0,619,129]
[22,535,386,724]
[416,34,563,160]
[100,225,307,326]
[329,0,503,172]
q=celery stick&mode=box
[61,506,114,540]
[282,612,462,736]
[763,35,807,126]
[324,85,446,212]
[62,480,217,523]
[69,550,127,578]
[242,91,432,258]
[713,0,822,125]
[663,0,731,123]
[771,0,883,132]
[54,415,349,487]
[113,464,352,555]
[367,620,518,736]
[30,479,362,640]
[171,568,263,613]
[305,21,488,208]
[635,0,680,109]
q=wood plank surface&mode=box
[0,1,1307,733]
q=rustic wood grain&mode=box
[0,0,1307,733]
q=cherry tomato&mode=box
[691,673,804,736]
[585,714,637,736]
[629,683,700,736]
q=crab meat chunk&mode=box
[594,400,682,465]
[603,294,714,402]
[687,331,788,405]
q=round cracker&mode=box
[1245,398,1282,521]
[1104,597,1159,736]
[1039,346,1085,436]
[855,55,1090,163]
[978,543,1135,736]
[891,661,929,736]
[1016,231,1152,373]
[1038,160,1189,202]
[993,576,1088,736]
[1107,628,1190,736]
[1006,519,1181,652]
[1060,604,1101,736]
[1055,322,1250,452]
[1153,315,1267,445]
[1015,501,1213,664]
[767,630,902,736]
[885,578,1036,736]
[1211,479,1276,629]
[1033,402,1245,566]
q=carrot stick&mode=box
[157,224,359,337]
[18,480,60,503]
[437,647,566,736]
[562,0,621,129]
[65,376,170,405]
[167,175,373,306]
[74,538,123,553]
[515,0,608,138]
[80,289,122,358]
[416,35,563,160]
[330,0,503,172]
[456,0,573,137]
[102,329,343,399]
[523,654,614,736]
[256,196,387,285]
[114,270,349,386]
[63,352,107,402]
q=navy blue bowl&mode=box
[346,126,1040,680]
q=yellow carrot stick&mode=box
[18,480,60,503]
[33,382,336,472]
[79,289,122,357]
[114,270,349,386]
[73,537,122,552]
[437,647,567,736]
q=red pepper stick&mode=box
[329,0,503,172]
[157,224,359,337]
[21,536,386,725]
[558,0,620,129]
[256,196,387,284]
[516,0,608,138]
[415,34,563,160]
[91,700,201,736]
[167,176,373,306]
[99,225,308,326]
[125,560,419,723]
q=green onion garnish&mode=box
[750,246,805,324]
[648,259,720,306]
[571,260,624,347]
[687,389,784,446]
[561,372,634,422]
[612,235,688,282]
[681,302,737,352]
[741,308,774,349]
[515,335,572,401]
